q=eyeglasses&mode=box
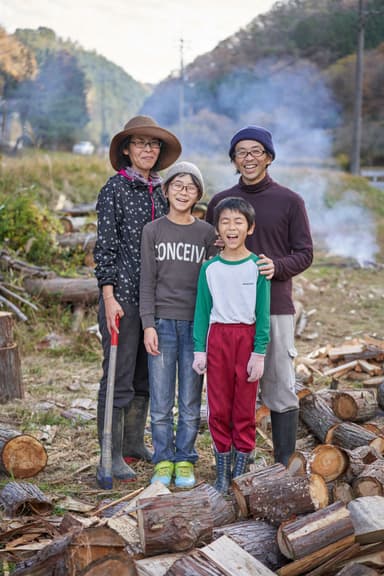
[170,181,199,194]
[130,138,162,150]
[234,147,266,159]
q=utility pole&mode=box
[179,37,185,144]
[350,0,364,174]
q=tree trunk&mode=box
[289,445,349,482]
[331,389,377,422]
[137,491,213,556]
[344,445,382,478]
[23,276,99,304]
[213,519,287,571]
[300,393,341,443]
[231,462,287,517]
[325,422,384,453]
[0,311,23,403]
[0,426,47,478]
[191,482,236,527]
[348,495,384,544]
[0,481,52,516]
[277,501,354,560]
[248,473,328,526]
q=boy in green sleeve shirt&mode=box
[193,197,270,494]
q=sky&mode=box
[1,0,277,84]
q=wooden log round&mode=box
[330,480,354,505]
[344,445,382,478]
[277,501,354,560]
[0,343,23,403]
[0,427,47,478]
[352,461,384,497]
[248,473,328,526]
[332,389,377,422]
[80,555,135,575]
[377,382,384,411]
[231,463,287,518]
[310,444,349,482]
[300,393,341,443]
[137,491,213,556]
[287,451,310,477]
[326,422,384,454]
[213,519,287,571]
[0,311,15,347]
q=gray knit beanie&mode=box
[163,161,204,199]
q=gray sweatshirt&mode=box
[140,216,217,328]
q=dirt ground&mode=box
[1,255,384,507]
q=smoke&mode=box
[141,58,378,264]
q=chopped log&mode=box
[12,524,130,575]
[352,460,384,497]
[310,444,349,482]
[0,427,48,478]
[231,463,287,517]
[357,359,382,376]
[248,473,328,526]
[213,519,287,571]
[165,549,225,575]
[137,491,213,556]
[191,483,236,527]
[287,451,311,477]
[78,554,136,575]
[335,564,380,576]
[344,445,382,478]
[0,249,55,278]
[276,535,357,576]
[0,311,23,403]
[363,376,384,388]
[322,361,359,379]
[288,445,348,482]
[377,382,384,411]
[0,481,52,516]
[329,480,354,505]
[135,553,185,576]
[277,501,354,560]
[325,422,384,454]
[300,393,341,443]
[199,534,277,575]
[331,389,377,422]
[328,344,365,361]
[348,495,384,544]
[23,275,98,305]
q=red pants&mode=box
[207,323,258,453]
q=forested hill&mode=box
[0,26,149,149]
[141,0,384,167]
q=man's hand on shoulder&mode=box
[257,253,274,280]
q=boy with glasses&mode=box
[140,161,217,488]
[206,125,313,468]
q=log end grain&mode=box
[2,434,48,478]
[311,444,349,482]
[309,473,329,510]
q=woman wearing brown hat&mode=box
[93,115,181,484]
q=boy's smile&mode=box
[217,208,255,259]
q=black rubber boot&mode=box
[232,450,252,479]
[123,396,153,462]
[270,409,299,466]
[97,403,136,482]
[214,451,232,494]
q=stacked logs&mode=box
[288,388,384,502]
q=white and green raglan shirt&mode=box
[193,253,271,354]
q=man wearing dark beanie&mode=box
[206,125,313,467]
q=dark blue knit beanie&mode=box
[229,125,275,160]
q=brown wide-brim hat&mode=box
[109,115,182,171]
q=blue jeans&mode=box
[148,319,203,464]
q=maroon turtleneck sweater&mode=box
[206,173,313,315]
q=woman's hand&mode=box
[144,327,160,356]
[104,296,124,334]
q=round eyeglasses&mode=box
[170,181,199,194]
